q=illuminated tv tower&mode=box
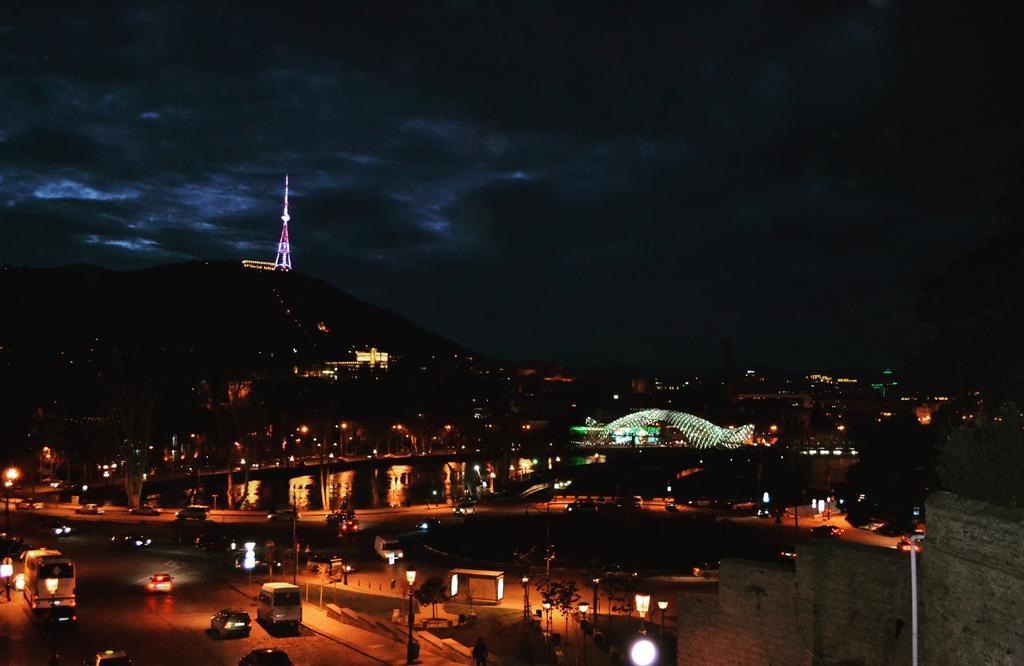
[274,175,292,270]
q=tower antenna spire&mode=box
[274,174,292,270]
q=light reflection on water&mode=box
[220,459,518,511]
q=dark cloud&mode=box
[1,1,1021,372]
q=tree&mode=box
[552,580,580,637]
[103,351,161,509]
[939,405,1024,508]
[414,577,448,619]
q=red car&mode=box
[146,573,174,592]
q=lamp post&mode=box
[406,569,418,664]
[542,601,552,633]
[910,534,924,666]
[522,576,530,622]
[578,602,590,666]
[4,467,20,533]
[591,577,600,628]
[657,600,668,635]
[635,594,651,634]
[45,577,59,664]
[1,557,12,601]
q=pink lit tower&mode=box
[274,175,292,270]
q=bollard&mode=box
[319,584,323,608]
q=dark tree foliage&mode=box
[915,167,1024,400]
[939,406,1024,508]
[413,576,449,619]
[844,412,940,527]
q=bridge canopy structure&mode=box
[577,409,753,449]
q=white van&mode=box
[257,582,302,628]
[374,535,404,561]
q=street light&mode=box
[578,602,590,666]
[635,594,651,633]
[591,577,600,626]
[910,534,925,666]
[657,599,668,634]
[629,637,658,666]
[406,569,418,664]
[522,576,530,621]
[4,467,20,533]
[542,601,552,633]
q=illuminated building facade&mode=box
[296,348,391,380]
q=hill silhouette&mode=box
[0,261,468,375]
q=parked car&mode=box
[811,524,844,538]
[111,534,152,548]
[238,648,292,666]
[91,650,132,666]
[130,505,161,516]
[176,505,209,521]
[146,573,174,592]
[267,509,299,522]
[75,503,103,515]
[614,496,642,509]
[17,498,43,510]
[210,608,252,638]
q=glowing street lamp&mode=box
[3,467,20,532]
[635,594,651,633]
[542,601,552,633]
[578,602,590,666]
[522,576,531,621]
[629,637,657,666]
[657,599,668,634]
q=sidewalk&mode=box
[302,603,463,666]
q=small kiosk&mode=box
[447,568,505,605]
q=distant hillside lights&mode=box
[296,347,391,380]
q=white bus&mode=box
[23,549,76,612]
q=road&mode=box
[0,512,382,666]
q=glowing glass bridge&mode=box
[573,409,754,449]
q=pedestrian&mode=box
[472,637,488,666]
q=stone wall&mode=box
[677,541,910,666]
[922,491,1024,665]
[677,492,1024,665]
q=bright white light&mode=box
[630,638,657,666]
[244,542,256,552]
[762,491,770,503]
[450,574,459,597]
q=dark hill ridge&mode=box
[0,261,468,372]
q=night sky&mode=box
[2,2,1021,373]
